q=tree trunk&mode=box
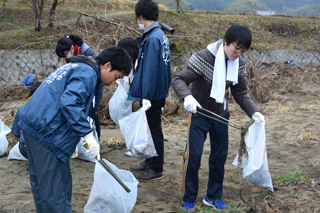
[0,0,6,19]
[35,18,42,31]
[31,0,47,31]
[48,0,58,28]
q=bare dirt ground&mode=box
[0,62,320,212]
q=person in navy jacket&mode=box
[129,0,172,181]
[14,46,132,212]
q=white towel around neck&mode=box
[209,43,239,103]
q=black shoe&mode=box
[130,161,149,172]
[135,168,162,181]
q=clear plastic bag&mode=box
[109,80,133,126]
[233,118,273,191]
[0,119,11,157]
[84,159,138,213]
[118,108,157,159]
[7,142,27,161]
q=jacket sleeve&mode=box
[60,67,96,137]
[172,54,202,100]
[231,64,260,117]
[83,48,97,59]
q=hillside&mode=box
[1,6,320,54]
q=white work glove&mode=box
[183,95,201,114]
[252,112,265,123]
[83,131,100,160]
[142,99,151,111]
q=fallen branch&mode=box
[72,8,140,36]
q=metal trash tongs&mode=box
[196,106,244,130]
[96,153,131,193]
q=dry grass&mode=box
[104,137,124,146]
[298,128,318,141]
[0,85,29,102]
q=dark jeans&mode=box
[144,99,166,173]
[22,130,72,213]
[182,113,229,203]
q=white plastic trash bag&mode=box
[119,108,157,159]
[84,159,139,213]
[0,119,11,157]
[109,80,133,126]
[233,117,274,191]
[8,142,27,161]
[72,138,97,162]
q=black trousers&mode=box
[183,113,229,203]
[144,99,166,173]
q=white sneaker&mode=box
[125,151,133,156]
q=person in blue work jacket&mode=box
[14,46,132,212]
[129,0,172,181]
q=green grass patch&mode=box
[273,170,309,188]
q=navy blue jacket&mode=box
[16,56,102,163]
[128,22,171,101]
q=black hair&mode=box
[27,81,42,98]
[118,36,139,65]
[135,0,159,21]
[224,25,252,50]
[55,34,84,58]
[96,46,133,76]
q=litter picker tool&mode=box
[98,159,131,193]
[196,106,255,166]
[96,154,131,193]
[196,106,254,132]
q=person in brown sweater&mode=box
[172,24,265,211]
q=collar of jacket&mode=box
[207,39,224,57]
[69,55,102,88]
[137,21,161,44]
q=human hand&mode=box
[184,95,201,114]
[142,99,151,111]
[83,132,100,160]
[252,112,265,123]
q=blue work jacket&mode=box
[128,22,171,101]
[16,56,102,163]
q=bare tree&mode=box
[176,0,184,13]
[0,0,6,19]
[48,0,65,27]
[31,0,48,31]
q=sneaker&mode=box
[182,201,195,211]
[202,194,228,209]
[135,168,162,181]
[125,151,133,156]
[130,161,150,172]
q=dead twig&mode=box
[71,8,140,36]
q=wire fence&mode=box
[1,47,319,85]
